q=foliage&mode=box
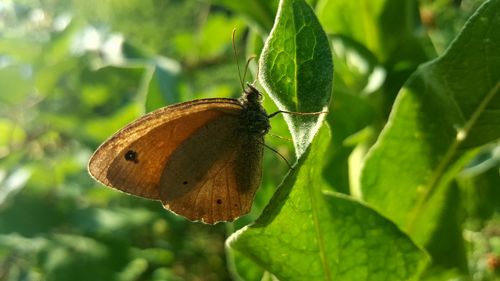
[0,0,498,280]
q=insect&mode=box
[88,31,326,224]
[88,81,271,224]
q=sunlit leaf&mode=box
[229,125,427,281]
[259,0,333,157]
[360,0,500,275]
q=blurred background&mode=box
[0,0,497,280]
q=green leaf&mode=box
[259,0,333,157]
[421,184,468,273]
[457,147,500,227]
[360,0,500,273]
[228,125,427,281]
[226,246,266,281]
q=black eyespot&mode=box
[216,199,222,205]
[183,181,188,185]
[124,150,138,163]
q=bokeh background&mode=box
[0,0,496,280]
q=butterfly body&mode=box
[88,84,269,224]
[238,84,270,136]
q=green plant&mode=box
[0,0,498,280]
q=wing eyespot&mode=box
[124,150,139,163]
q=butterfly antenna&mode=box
[267,133,292,142]
[232,28,245,91]
[257,139,293,169]
[243,55,257,85]
[255,56,260,82]
[268,110,329,119]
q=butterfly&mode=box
[88,83,271,224]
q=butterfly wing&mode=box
[159,115,264,224]
[88,99,243,200]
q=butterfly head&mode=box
[241,83,264,104]
[239,83,270,136]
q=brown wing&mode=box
[159,115,264,224]
[87,98,243,200]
